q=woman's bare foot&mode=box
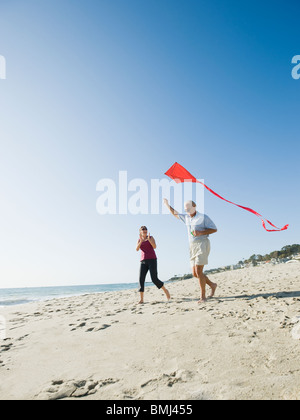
[162,286,171,301]
[209,283,217,298]
[138,292,144,304]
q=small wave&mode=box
[0,282,139,308]
[0,298,35,307]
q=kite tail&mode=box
[197,180,289,232]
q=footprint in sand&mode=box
[0,342,13,353]
[35,377,119,400]
[71,321,112,332]
[139,369,194,396]
[86,324,111,332]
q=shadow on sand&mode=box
[217,290,300,301]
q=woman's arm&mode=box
[136,234,143,251]
[148,235,157,249]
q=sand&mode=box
[0,262,300,400]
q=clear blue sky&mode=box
[0,0,299,288]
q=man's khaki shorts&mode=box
[189,238,211,267]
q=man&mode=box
[164,199,217,303]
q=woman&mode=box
[136,226,170,304]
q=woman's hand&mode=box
[136,234,144,251]
[148,234,157,249]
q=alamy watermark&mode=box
[0,315,7,340]
[0,55,6,80]
[291,55,300,80]
[96,171,205,215]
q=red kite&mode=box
[165,162,289,232]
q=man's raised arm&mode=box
[163,198,179,219]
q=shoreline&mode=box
[1,258,299,309]
[0,263,300,400]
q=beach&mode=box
[0,262,299,400]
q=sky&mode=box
[0,0,299,288]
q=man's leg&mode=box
[195,265,207,302]
[207,274,217,298]
[195,265,217,302]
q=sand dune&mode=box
[0,262,300,400]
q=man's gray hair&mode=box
[184,200,196,208]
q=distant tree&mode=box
[171,245,300,282]
[269,251,279,259]
[243,245,300,265]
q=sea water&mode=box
[0,283,142,307]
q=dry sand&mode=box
[0,262,300,400]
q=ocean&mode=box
[0,282,142,307]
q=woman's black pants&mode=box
[139,259,164,293]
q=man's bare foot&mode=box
[209,283,217,298]
[138,300,144,304]
[198,298,207,304]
